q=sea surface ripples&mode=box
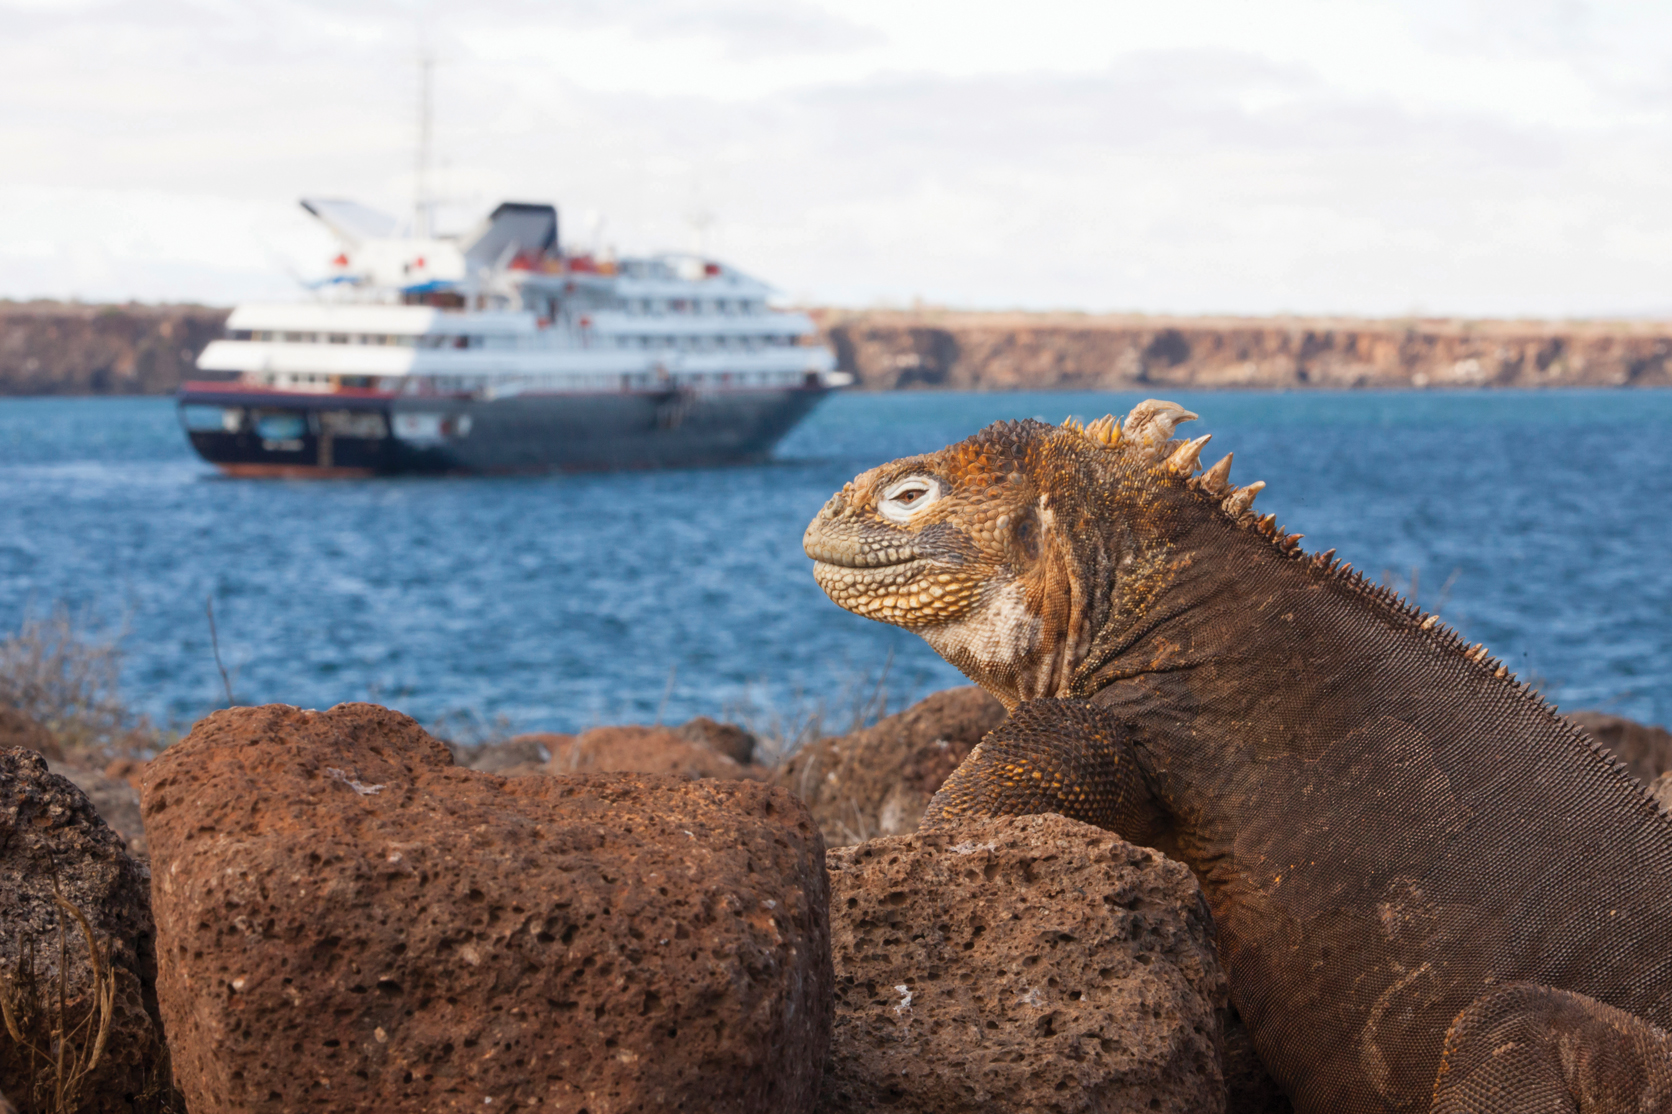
[1,390,1668,736]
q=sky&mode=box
[4,0,1672,315]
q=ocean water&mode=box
[1,390,1668,739]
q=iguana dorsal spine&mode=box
[804,402,1672,1114]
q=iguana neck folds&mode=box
[803,400,1218,709]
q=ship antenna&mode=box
[415,49,434,240]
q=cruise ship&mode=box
[178,199,848,475]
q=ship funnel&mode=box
[460,202,559,271]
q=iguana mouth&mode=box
[809,557,935,590]
[803,539,922,570]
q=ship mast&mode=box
[414,52,434,240]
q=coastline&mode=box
[7,299,1672,395]
[812,307,1672,391]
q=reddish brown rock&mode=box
[0,748,172,1113]
[676,716,757,765]
[820,814,1227,1114]
[1567,710,1672,785]
[141,703,831,1114]
[104,757,148,791]
[447,734,556,776]
[1651,772,1672,812]
[456,723,762,781]
[47,759,148,858]
[775,687,1006,846]
[546,723,759,780]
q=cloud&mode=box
[545,0,882,57]
[5,0,1672,314]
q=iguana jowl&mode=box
[803,402,1672,1114]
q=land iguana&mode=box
[802,402,1672,1113]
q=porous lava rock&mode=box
[676,717,757,766]
[1567,710,1672,784]
[819,814,1227,1114]
[545,724,758,781]
[446,734,554,776]
[775,687,1006,847]
[46,760,147,858]
[140,703,832,1114]
[0,748,171,1113]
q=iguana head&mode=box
[803,400,1274,708]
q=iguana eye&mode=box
[878,476,941,523]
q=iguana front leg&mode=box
[921,698,1169,848]
[1431,984,1672,1113]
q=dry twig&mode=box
[0,887,116,1114]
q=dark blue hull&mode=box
[177,383,831,475]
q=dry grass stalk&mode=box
[833,798,875,847]
[726,651,912,771]
[428,708,516,754]
[0,607,157,763]
[0,889,116,1114]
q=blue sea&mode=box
[1,391,1668,740]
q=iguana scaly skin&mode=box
[802,403,1672,1114]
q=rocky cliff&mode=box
[9,301,1672,395]
[0,301,228,395]
[815,309,1672,390]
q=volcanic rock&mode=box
[546,723,758,780]
[819,813,1227,1114]
[46,759,147,858]
[814,309,1672,391]
[775,687,1006,847]
[1567,710,1672,784]
[446,733,554,776]
[0,748,171,1113]
[140,703,832,1114]
[677,716,757,765]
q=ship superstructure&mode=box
[178,200,847,475]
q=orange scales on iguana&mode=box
[802,401,1672,1114]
